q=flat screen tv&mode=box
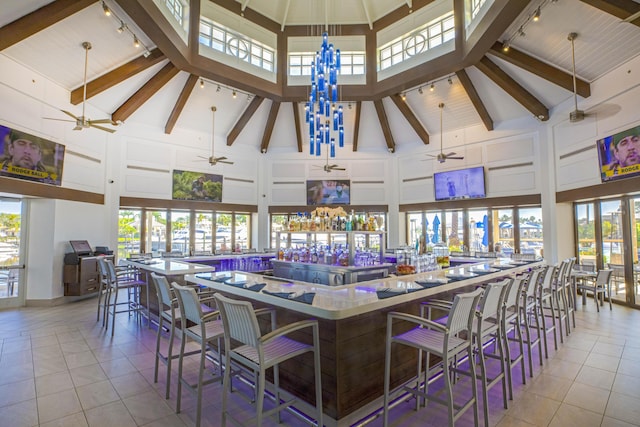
[70,240,92,256]
[172,170,223,201]
[307,179,350,205]
[434,166,486,201]
[0,124,65,186]
[596,125,640,183]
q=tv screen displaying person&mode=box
[599,125,640,181]
[0,127,64,185]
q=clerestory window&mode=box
[199,18,275,73]
[378,11,454,71]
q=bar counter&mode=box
[186,258,542,426]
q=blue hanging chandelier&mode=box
[305,32,344,158]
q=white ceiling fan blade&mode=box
[196,155,208,160]
[61,110,80,120]
[89,118,116,125]
[43,117,76,123]
[89,123,116,133]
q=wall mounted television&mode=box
[596,125,640,183]
[0,124,65,186]
[172,170,223,201]
[434,166,486,201]
[307,180,350,205]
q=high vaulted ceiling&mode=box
[1,0,640,157]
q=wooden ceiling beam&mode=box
[0,0,94,51]
[389,94,430,145]
[580,0,640,26]
[292,103,303,153]
[475,56,549,121]
[260,101,280,154]
[71,49,166,105]
[353,102,362,152]
[373,100,396,153]
[112,62,179,123]
[164,74,198,134]
[490,42,591,98]
[456,69,494,131]
[227,96,264,146]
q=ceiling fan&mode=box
[426,103,463,163]
[43,42,117,133]
[197,106,233,165]
[313,144,345,173]
[568,33,621,123]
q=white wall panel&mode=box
[487,170,536,194]
[271,186,305,205]
[351,185,385,204]
[124,172,170,197]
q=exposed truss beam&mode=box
[490,42,590,98]
[227,96,265,146]
[475,56,549,121]
[260,101,281,154]
[353,102,362,152]
[164,74,198,134]
[373,100,396,153]
[71,48,166,105]
[0,0,94,51]
[389,95,430,145]
[280,0,292,32]
[360,0,374,30]
[112,63,179,123]
[580,0,640,26]
[456,69,493,131]
[292,103,303,153]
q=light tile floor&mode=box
[0,296,639,427]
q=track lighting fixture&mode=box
[418,87,423,95]
[533,7,541,21]
[401,93,406,101]
[216,85,221,92]
[430,83,435,92]
[502,0,555,53]
[502,41,510,52]
[232,90,237,99]
[200,78,204,89]
[447,77,452,85]
[348,102,352,110]
[101,1,150,55]
[247,94,251,102]
[517,26,526,37]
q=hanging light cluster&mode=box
[305,32,344,158]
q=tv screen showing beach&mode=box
[306,180,351,205]
[434,166,485,201]
[596,125,640,183]
[172,170,223,201]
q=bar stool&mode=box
[536,265,559,358]
[172,283,225,427]
[101,258,147,336]
[501,275,527,400]
[422,280,510,427]
[383,287,483,427]
[520,268,544,377]
[214,293,323,427]
[150,273,217,399]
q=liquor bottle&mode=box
[278,247,284,260]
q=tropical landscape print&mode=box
[172,170,223,202]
